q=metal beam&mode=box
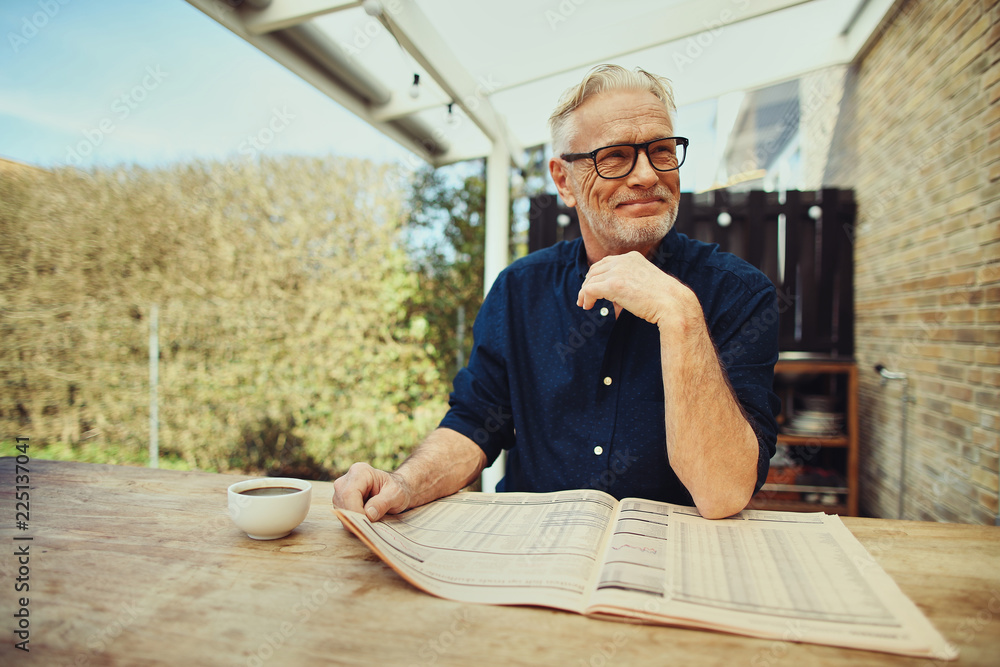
[184,0,447,163]
[369,94,443,124]
[241,0,359,36]
[432,145,495,169]
[479,138,512,492]
[376,0,525,168]
[484,140,511,292]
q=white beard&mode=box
[575,185,679,255]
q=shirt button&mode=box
[593,446,604,456]
[603,376,612,386]
[600,307,609,316]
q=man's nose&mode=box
[626,150,659,187]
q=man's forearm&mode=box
[394,427,488,510]
[659,317,758,519]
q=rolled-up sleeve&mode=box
[438,276,515,466]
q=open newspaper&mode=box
[334,490,957,660]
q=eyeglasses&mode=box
[560,137,689,179]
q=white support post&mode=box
[149,304,160,469]
[480,140,510,493]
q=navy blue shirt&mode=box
[439,229,781,505]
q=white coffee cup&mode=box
[227,477,312,540]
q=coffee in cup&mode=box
[227,477,312,540]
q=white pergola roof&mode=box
[185,0,895,169]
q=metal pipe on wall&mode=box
[875,364,910,519]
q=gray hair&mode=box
[549,64,677,155]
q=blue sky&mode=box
[0,0,416,169]
[0,0,719,191]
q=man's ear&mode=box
[549,157,577,208]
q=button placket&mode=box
[594,308,631,484]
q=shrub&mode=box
[0,156,449,475]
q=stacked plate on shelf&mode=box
[782,395,844,437]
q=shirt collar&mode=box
[574,228,678,278]
[649,228,679,272]
[574,238,591,279]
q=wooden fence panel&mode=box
[528,189,855,356]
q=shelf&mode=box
[769,359,858,516]
[777,433,848,447]
[761,483,849,494]
[775,358,855,373]
[747,497,847,514]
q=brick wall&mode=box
[828,0,1000,523]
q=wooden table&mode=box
[2,458,998,666]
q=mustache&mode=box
[610,187,676,207]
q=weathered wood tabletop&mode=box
[1,458,998,666]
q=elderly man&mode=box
[333,64,780,520]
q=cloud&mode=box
[0,90,97,136]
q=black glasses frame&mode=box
[560,137,689,179]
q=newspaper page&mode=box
[334,489,619,612]
[592,497,672,599]
[338,492,957,659]
[588,502,958,660]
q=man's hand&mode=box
[332,428,487,522]
[576,251,701,329]
[332,462,412,522]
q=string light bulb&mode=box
[408,73,420,99]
